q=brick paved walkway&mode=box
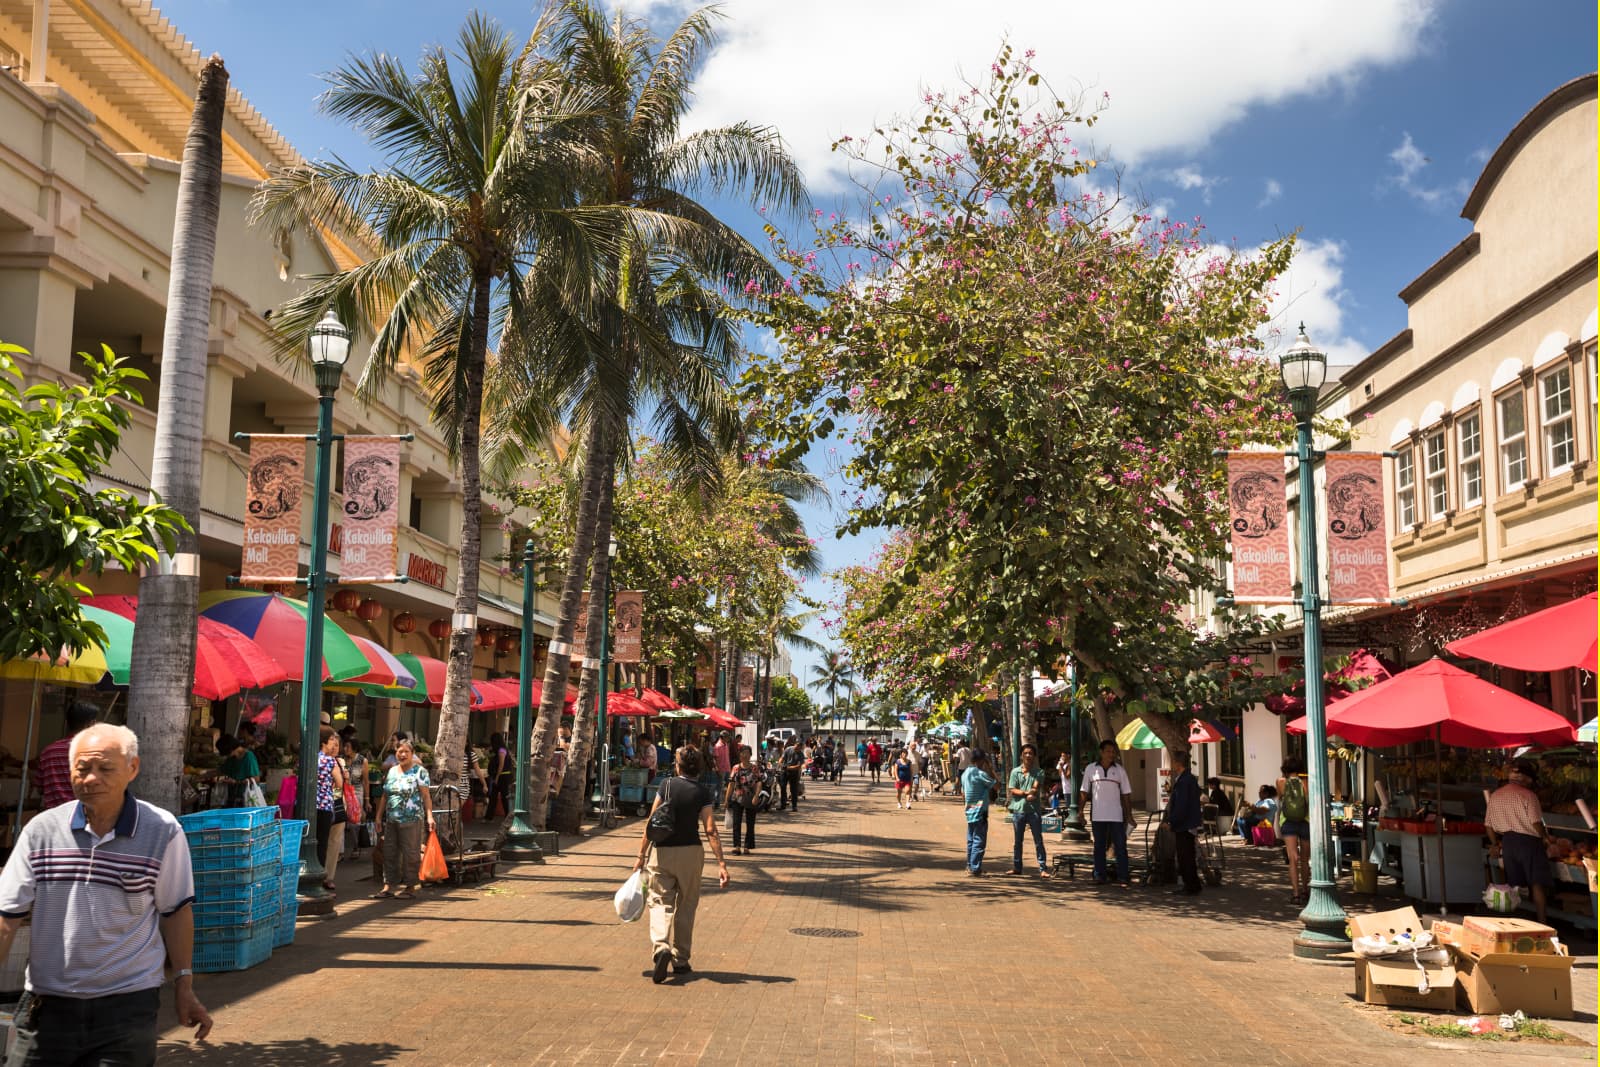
[157,776,1594,1065]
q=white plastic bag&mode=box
[613,869,645,924]
[1482,883,1520,914]
[242,779,267,808]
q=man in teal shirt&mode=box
[961,750,996,875]
[1005,744,1050,877]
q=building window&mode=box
[1497,388,1528,490]
[1587,342,1597,459]
[1395,448,1416,528]
[1456,411,1482,508]
[1423,429,1448,519]
[1218,708,1243,777]
[1540,365,1575,473]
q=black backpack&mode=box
[647,779,679,844]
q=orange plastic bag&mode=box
[419,830,449,883]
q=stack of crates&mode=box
[274,819,307,949]
[178,807,282,973]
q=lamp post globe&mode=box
[1277,323,1327,419]
[308,309,351,397]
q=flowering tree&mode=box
[749,46,1301,749]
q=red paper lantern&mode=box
[355,598,383,622]
[392,612,416,635]
[476,628,495,649]
[427,618,451,640]
[495,633,516,655]
[331,589,361,614]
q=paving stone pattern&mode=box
[156,776,1595,1066]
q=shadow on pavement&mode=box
[157,1038,411,1065]
[639,970,797,985]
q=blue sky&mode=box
[158,0,1596,695]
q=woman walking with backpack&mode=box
[1277,758,1311,905]
[631,746,729,983]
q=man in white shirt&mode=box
[1078,739,1136,887]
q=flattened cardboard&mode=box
[1355,957,1457,1011]
[1348,905,1429,944]
[1454,945,1574,1019]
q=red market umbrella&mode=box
[1265,649,1393,716]
[1446,592,1598,673]
[1285,658,1578,750]
[598,691,656,717]
[1187,719,1225,745]
[638,688,680,712]
[83,594,289,699]
[470,679,521,712]
[693,706,743,730]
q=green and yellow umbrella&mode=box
[0,604,134,687]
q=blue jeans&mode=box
[1012,809,1047,872]
[1091,820,1130,882]
[966,815,989,872]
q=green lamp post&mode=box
[502,538,543,860]
[1279,324,1350,959]
[295,309,349,917]
[594,535,618,829]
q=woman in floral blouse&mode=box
[374,740,434,899]
[314,727,347,893]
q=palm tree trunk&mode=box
[550,463,616,833]
[1018,668,1037,753]
[527,414,616,828]
[433,265,493,793]
[127,57,228,814]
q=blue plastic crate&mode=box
[178,807,279,835]
[192,861,278,896]
[188,828,281,872]
[193,880,280,929]
[273,903,297,948]
[193,920,274,973]
[277,819,307,864]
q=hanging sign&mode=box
[1325,452,1391,601]
[1226,451,1292,601]
[339,437,401,582]
[241,435,305,583]
[613,590,643,662]
[694,661,715,690]
[738,665,755,702]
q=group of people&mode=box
[1226,758,1313,904]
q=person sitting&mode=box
[1234,784,1278,842]
[1205,777,1235,817]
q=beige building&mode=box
[0,1,555,775]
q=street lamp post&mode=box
[1279,324,1350,959]
[594,535,618,828]
[1064,662,1087,839]
[502,538,543,861]
[295,310,349,917]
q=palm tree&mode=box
[248,14,607,787]
[127,57,229,813]
[809,649,852,730]
[517,2,805,824]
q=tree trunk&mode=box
[550,464,617,834]
[127,56,227,814]
[1091,691,1115,744]
[1139,713,1192,758]
[432,265,493,793]
[1018,668,1037,752]
[526,415,616,828]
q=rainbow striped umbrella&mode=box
[199,591,368,683]
[345,636,418,690]
[0,604,133,686]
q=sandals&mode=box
[322,881,338,892]
[373,888,394,899]
[395,889,416,899]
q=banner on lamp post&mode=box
[338,437,401,582]
[738,666,755,702]
[613,590,643,662]
[1325,452,1391,601]
[241,435,306,583]
[1226,451,1292,601]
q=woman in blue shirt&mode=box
[960,750,997,875]
[1235,784,1278,842]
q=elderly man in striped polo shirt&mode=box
[0,724,212,1064]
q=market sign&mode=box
[613,590,643,662]
[572,592,591,657]
[1226,451,1292,601]
[241,435,305,583]
[405,552,447,589]
[694,661,715,690]
[339,437,401,582]
[738,665,755,701]
[1324,452,1391,602]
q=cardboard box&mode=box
[1355,957,1458,1011]
[1428,920,1460,948]
[1584,857,1597,894]
[1454,945,1574,1019]
[1458,916,1557,957]
[1349,907,1455,1011]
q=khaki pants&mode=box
[381,819,423,888]
[646,844,704,964]
[324,822,344,885]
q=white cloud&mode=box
[1262,238,1368,369]
[1164,165,1221,203]
[1258,178,1283,207]
[1387,131,1470,208]
[650,0,1437,191]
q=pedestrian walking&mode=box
[1004,744,1049,877]
[34,701,100,811]
[866,738,884,784]
[894,748,915,808]
[855,739,868,776]
[712,732,732,806]
[961,749,997,875]
[1079,740,1135,888]
[726,746,763,854]
[908,742,925,800]
[374,740,435,899]
[485,732,514,823]
[832,742,846,782]
[1485,759,1556,924]
[315,727,347,894]
[342,737,369,860]
[1276,758,1311,905]
[1164,751,1204,895]
[0,724,212,1062]
[780,738,803,811]
[1055,750,1074,813]
[631,746,728,983]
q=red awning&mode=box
[1446,592,1598,673]
[638,688,679,711]
[697,706,744,730]
[1285,657,1578,749]
[599,691,656,717]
